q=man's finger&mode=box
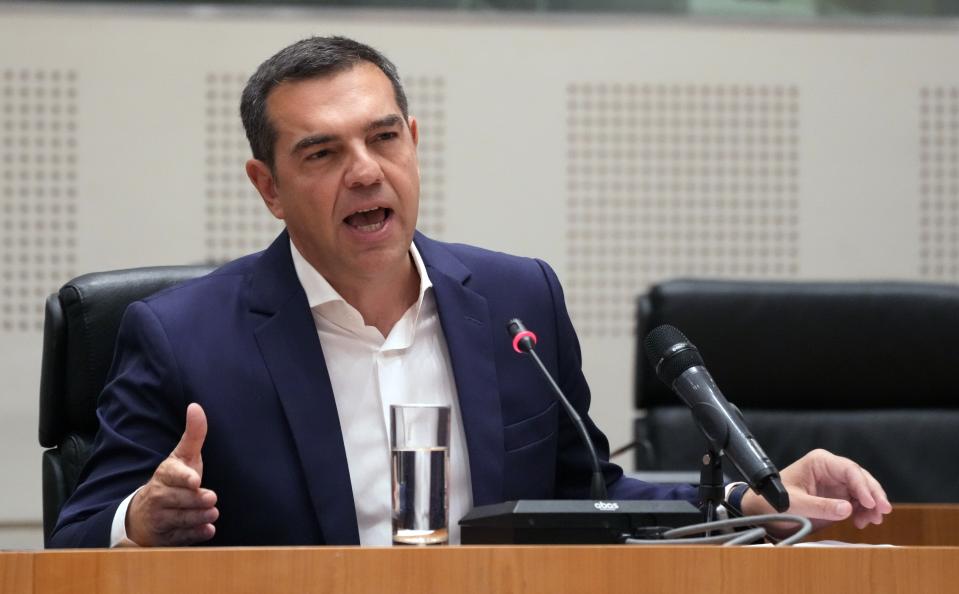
[161,523,217,547]
[851,501,887,529]
[155,457,203,490]
[858,468,894,514]
[789,492,853,522]
[172,403,208,464]
[150,485,218,509]
[840,464,877,509]
[839,463,893,519]
[153,506,220,533]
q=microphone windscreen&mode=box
[506,318,527,338]
[644,324,705,384]
[644,324,688,357]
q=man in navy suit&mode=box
[52,36,890,548]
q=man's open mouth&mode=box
[344,207,392,232]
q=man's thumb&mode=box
[790,492,852,522]
[172,403,208,463]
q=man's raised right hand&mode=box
[126,403,219,546]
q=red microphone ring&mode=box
[512,330,538,353]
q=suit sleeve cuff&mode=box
[724,482,750,514]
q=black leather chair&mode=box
[38,265,216,546]
[634,279,959,503]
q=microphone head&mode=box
[643,324,704,384]
[507,318,538,353]
[758,476,791,513]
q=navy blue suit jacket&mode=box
[51,231,696,547]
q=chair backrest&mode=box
[634,278,959,502]
[38,265,216,544]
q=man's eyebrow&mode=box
[366,114,404,132]
[291,134,337,155]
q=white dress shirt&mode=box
[291,240,473,545]
[111,240,474,546]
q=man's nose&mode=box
[343,147,383,188]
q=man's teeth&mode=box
[345,207,389,231]
[355,220,385,232]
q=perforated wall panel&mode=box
[566,83,801,337]
[405,75,446,239]
[919,86,959,280]
[0,69,77,332]
[204,72,283,263]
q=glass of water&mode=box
[390,404,450,545]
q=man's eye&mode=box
[307,149,331,160]
[375,131,398,142]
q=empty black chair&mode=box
[635,278,959,503]
[38,265,215,546]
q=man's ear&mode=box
[408,115,419,147]
[245,159,284,220]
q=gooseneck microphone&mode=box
[458,320,704,543]
[506,318,609,501]
[644,324,790,513]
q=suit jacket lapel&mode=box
[415,233,505,506]
[247,232,360,544]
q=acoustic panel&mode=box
[405,75,446,239]
[0,68,77,333]
[204,72,283,264]
[919,86,959,280]
[566,83,801,337]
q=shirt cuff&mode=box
[110,487,143,547]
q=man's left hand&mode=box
[741,448,893,531]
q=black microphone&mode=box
[643,324,790,513]
[506,318,608,501]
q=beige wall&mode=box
[1,4,956,548]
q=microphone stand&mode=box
[698,447,725,536]
[522,345,608,501]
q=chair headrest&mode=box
[39,265,216,447]
[636,279,959,410]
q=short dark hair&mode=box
[240,36,409,169]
